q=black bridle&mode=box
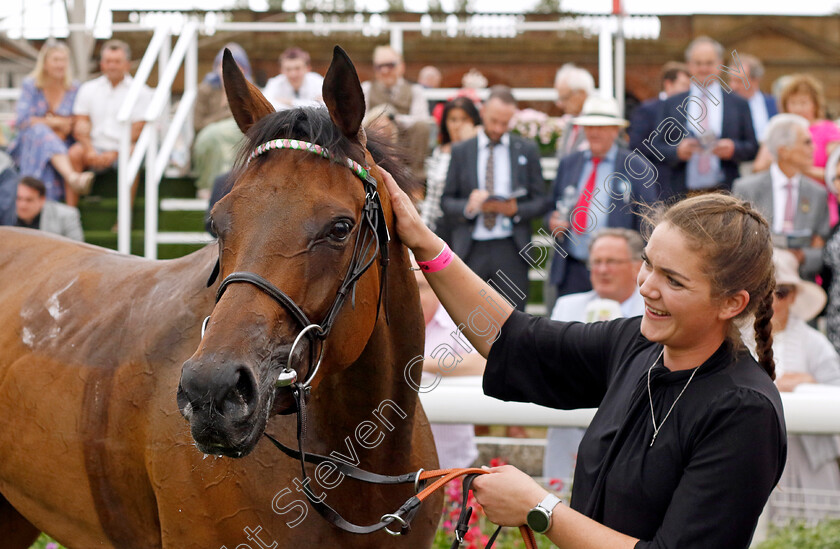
[204,138,390,392]
[199,138,523,546]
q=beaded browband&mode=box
[247,138,372,183]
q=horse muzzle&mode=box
[177,357,265,456]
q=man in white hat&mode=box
[545,96,657,301]
[743,248,840,519]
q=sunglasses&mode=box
[375,62,398,71]
[774,285,796,299]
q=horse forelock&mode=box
[232,107,421,197]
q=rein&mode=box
[208,138,536,547]
[265,431,538,548]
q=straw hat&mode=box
[572,96,629,127]
[773,248,826,321]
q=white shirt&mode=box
[748,91,770,142]
[685,81,724,190]
[262,72,324,111]
[764,317,840,383]
[550,288,644,322]
[687,81,724,137]
[741,316,840,491]
[73,74,152,151]
[421,304,479,469]
[472,131,514,241]
[770,162,801,234]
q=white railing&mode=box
[116,25,170,255]
[420,377,840,434]
[143,22,198,259]
[421,378,840,546]
[114,21,197,256]
[424,87,558,102]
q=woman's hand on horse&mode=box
[379,167,441,260]
[472,465,548,527]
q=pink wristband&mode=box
[416,243,453,273]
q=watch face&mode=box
[527,507,550,533]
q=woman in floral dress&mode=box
[9,40,93,205]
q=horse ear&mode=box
[222,48,274,134]
[322,46,365,141]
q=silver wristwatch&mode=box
[526,493,562,534]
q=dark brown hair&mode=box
[439,96,481,145]
[19,176,46,197]
[661,61,689,88]
[643,193,776,379]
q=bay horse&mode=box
[0,46,440,548]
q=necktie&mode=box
[483,141,498,230]
[572,157,602,233]
[783,179,796,233]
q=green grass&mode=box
[755,519,840,548]
[30,534,64,549]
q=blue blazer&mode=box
[654,90,758,196]
[628,98,661,153]
[441,133,549,258]
[547,146,657,286]
[628,98,675,200]
[763,92,779,119]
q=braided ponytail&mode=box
[752,284,776,380]
[642,193,776,379]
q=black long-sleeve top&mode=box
[484,312,786,549]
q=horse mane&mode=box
[234,107,421,198]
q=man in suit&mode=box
[628,62,691,200]
[651,36,758,196]
[441,86,548,311]
[545,96,657,301]
[15,176,83,241]
[729,54,778,143]
[554,64,595,160]
[628,62,691,153]
[733,114,829,280]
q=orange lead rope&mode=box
[265,433,538,547]
[415,467,539,549]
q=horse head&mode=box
[177,46,413,457]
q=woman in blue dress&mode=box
[9,39,93,206]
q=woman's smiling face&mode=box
[637,222,735,363]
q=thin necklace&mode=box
[647,348,701,447]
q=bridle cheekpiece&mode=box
[205,137,390,393]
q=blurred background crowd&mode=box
[1,7,840,532]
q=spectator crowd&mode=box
[2,32,840,526]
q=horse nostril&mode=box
[179,359,258,421]
[221,366,258,419]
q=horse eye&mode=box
[328,220,353,241]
